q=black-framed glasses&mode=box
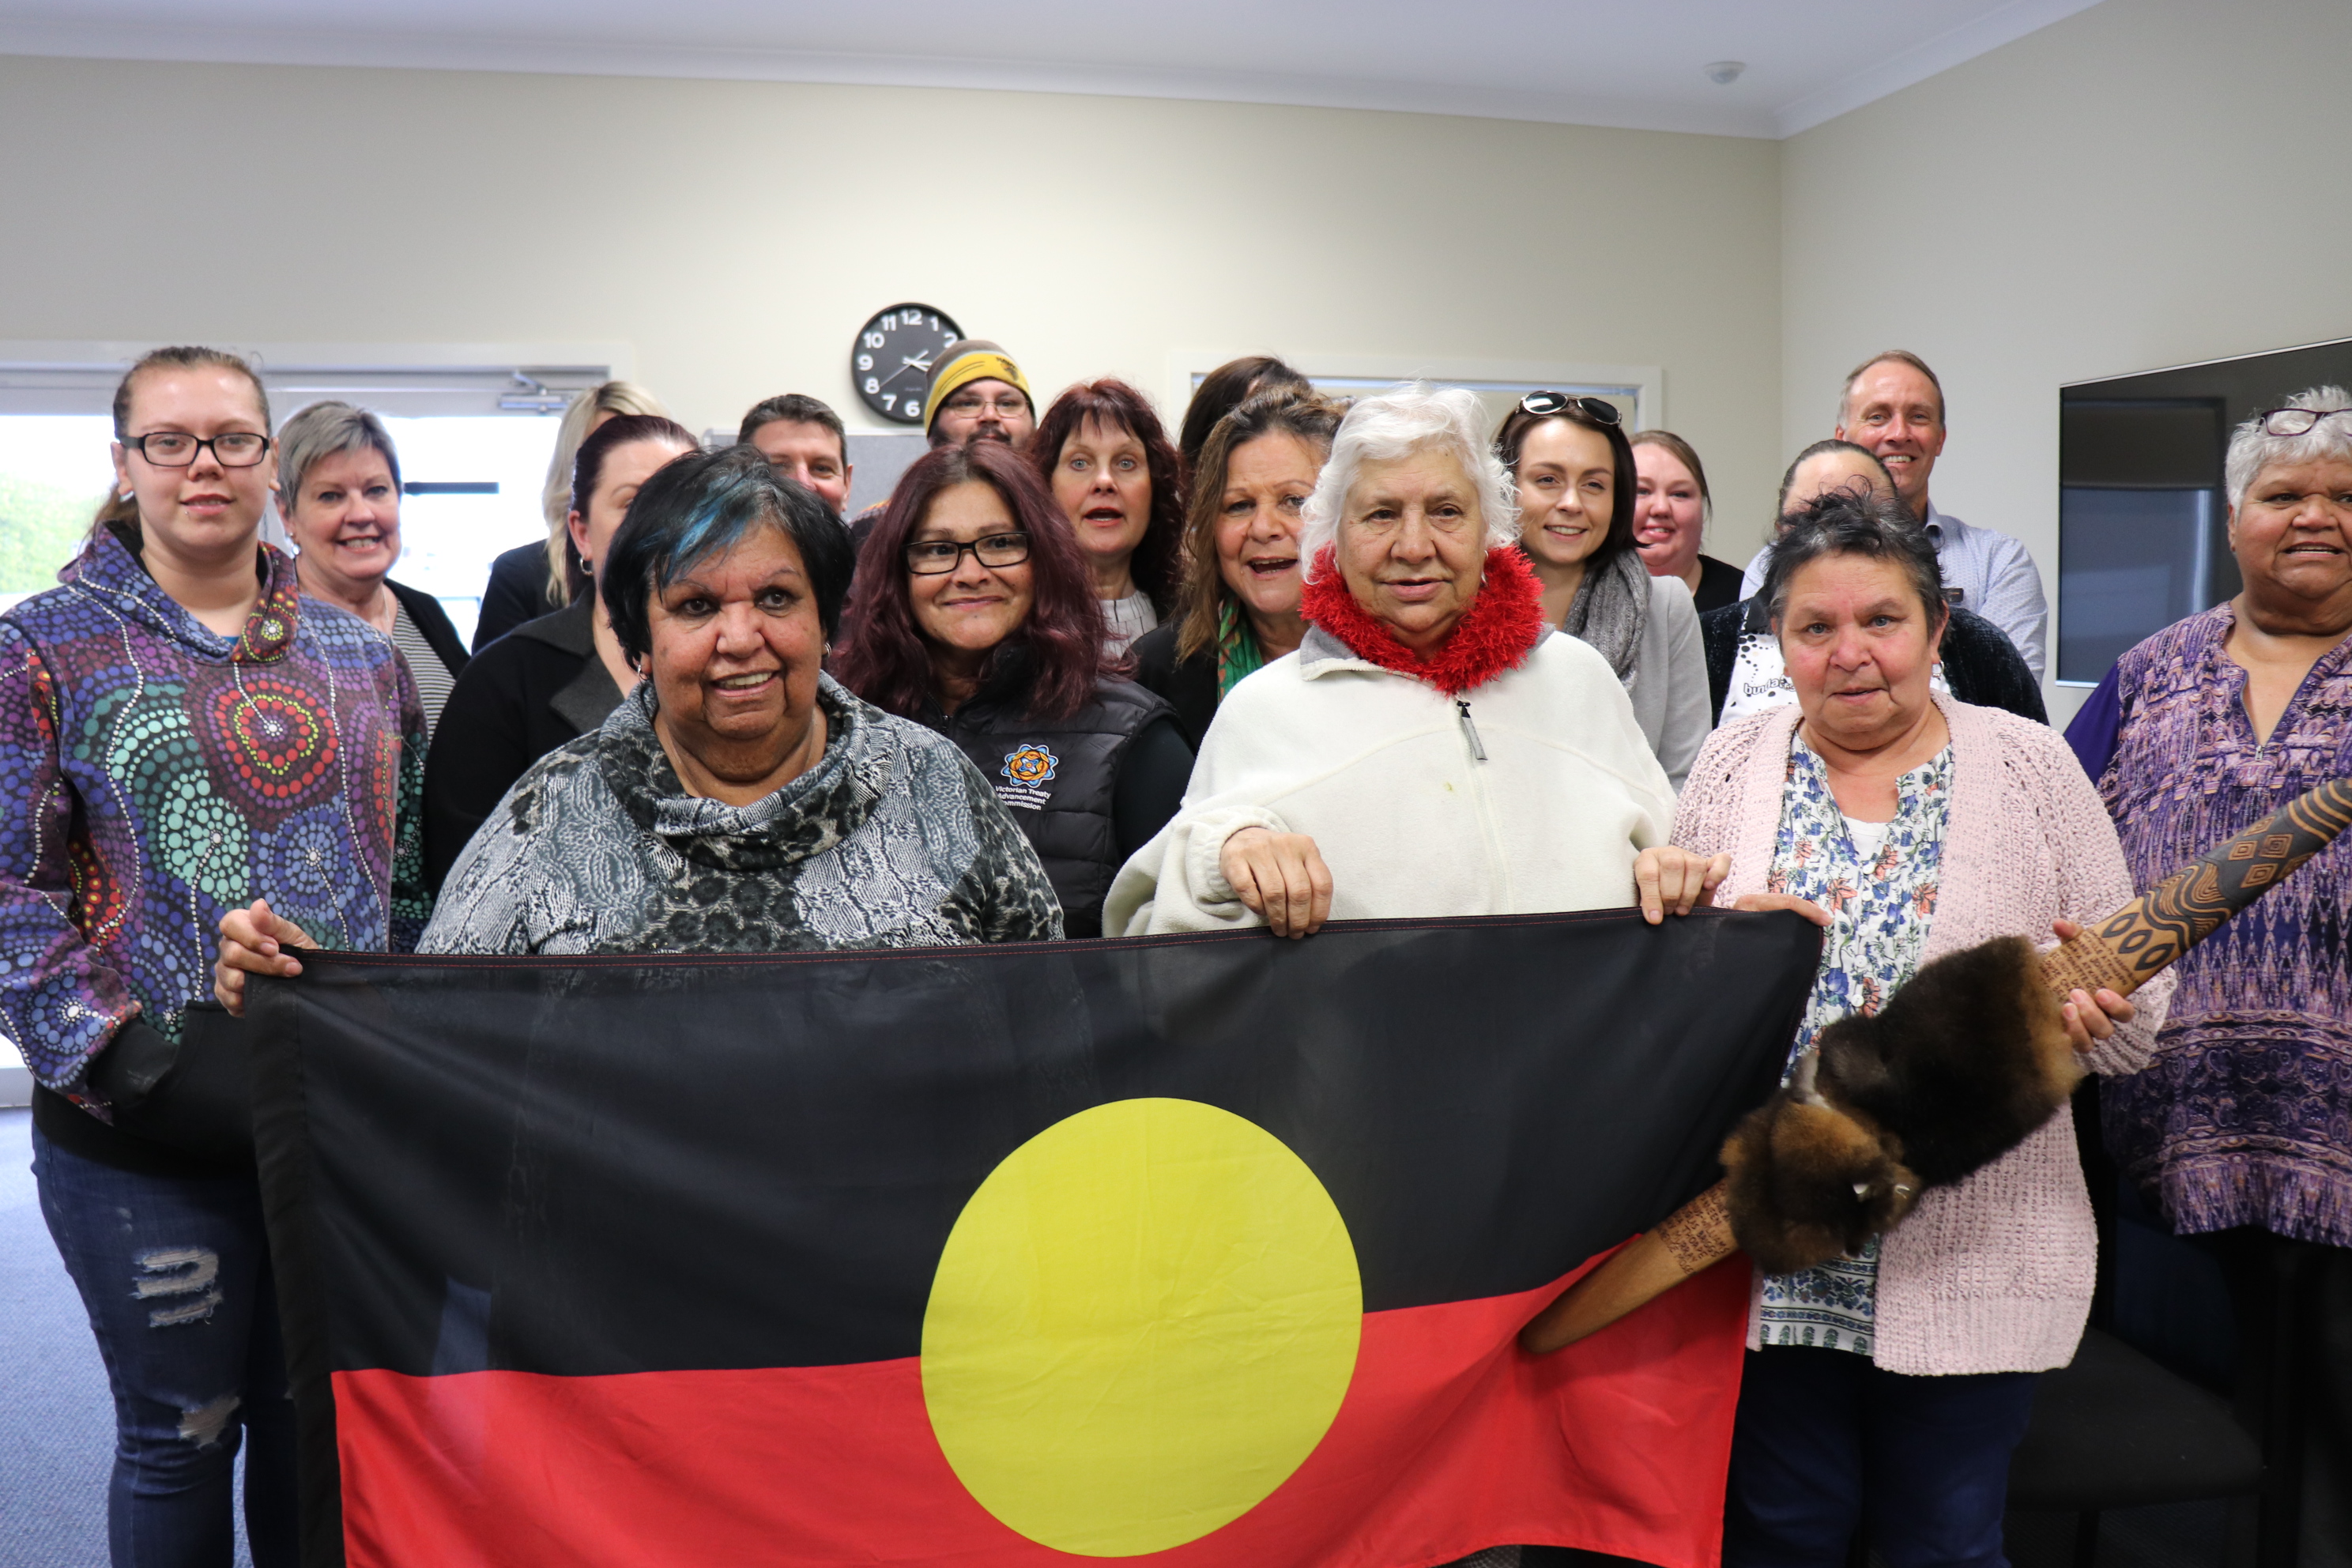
[1518,391,1623,426]
[122,431,273,469]
[2257,406,2352,437]
[904,532,1031,575]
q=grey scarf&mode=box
[1559,548,1652,685]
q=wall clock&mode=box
[853,303,963,424]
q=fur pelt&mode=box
[1815,933,2080,1187]
[1722,934,2082,1276]
[1722,1051,1921,1277]
[1298,545,1548,696]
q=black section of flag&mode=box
[254,910,1816,1385]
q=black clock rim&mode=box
[854,303,963,426]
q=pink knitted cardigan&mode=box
[1672,694,2173,1376]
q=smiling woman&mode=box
[1108,386,1713,956]
[275,401,469,735]
[218,445,1063,964]
[6,346,429,1563]
[1130,390,1342,749]
[2082,387,2352,1273]
[831,442,1193,938]
[1495,395,1710,787]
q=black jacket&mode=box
[385,577,470,680]
[1690,555,1747,616]
[424,597,624,889]
[917,664,1190,938]
[473,541,566,653]
[1129,621,1222,752]
[1698,597,2047,726]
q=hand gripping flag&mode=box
[251,908,1820,1568]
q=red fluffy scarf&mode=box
[1298,545,1550,696]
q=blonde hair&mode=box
[539,380,669,602]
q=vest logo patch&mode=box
[997,743,1059,811]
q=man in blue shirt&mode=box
[1743,350,2050,682]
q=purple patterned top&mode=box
[0,526,427,1107]
[2097,603,2352,1244]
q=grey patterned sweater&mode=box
[420,675,1065,956]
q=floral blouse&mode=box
[1755,733,1951,1357]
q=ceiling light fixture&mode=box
[1703,60,1746,86]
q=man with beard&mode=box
[1741,350,2050,681]
[850,341,1039,548]
[922,339,1035,450]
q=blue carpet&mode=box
[0,1109,251,1568]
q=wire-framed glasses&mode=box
[940,393,1030,419]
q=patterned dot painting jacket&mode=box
[0,526,428,1115]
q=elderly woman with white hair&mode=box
[2075,386,2352,1275]
[1106,386,1728,945]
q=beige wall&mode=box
[1781,0,2352,718]
[0,54,1784,548]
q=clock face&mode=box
[853,303,963,424]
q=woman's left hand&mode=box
[2052,918,2135,1051]
[1633,847,1732,925]
[214,898,321,1016]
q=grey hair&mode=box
[273,400,400,522]
[1299,384,1518,578]
[2225,385,2352,508]
[1761,486,1947,631]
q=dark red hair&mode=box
[833,441,1108,723]
[1027,379,1185,612]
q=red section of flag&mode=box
[334,1255,1747,1568]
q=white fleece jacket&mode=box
[1105,627,1679,935]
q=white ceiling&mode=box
[0,0,2106,139]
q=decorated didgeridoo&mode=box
[1522,776,2352,1355]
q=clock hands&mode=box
[877,354,933,392]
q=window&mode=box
[0,353,614,643]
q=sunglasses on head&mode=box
[1519,391,1623,425]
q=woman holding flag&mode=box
[217,444,1062,975]
[1106,383,1723,943]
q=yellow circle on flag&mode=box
[920,1098,1362,1557]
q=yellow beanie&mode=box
[923,341,1032,434]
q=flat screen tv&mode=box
[2058,336,2352,684]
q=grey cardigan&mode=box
[1615,573,1710,791]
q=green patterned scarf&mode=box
[1216,601,1265,697]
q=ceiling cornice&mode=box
[0,0,2107,142]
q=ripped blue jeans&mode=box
[32,1127,296,1568]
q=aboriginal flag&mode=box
[251,908,1819,1568]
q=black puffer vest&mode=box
[922,661,1171,938]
